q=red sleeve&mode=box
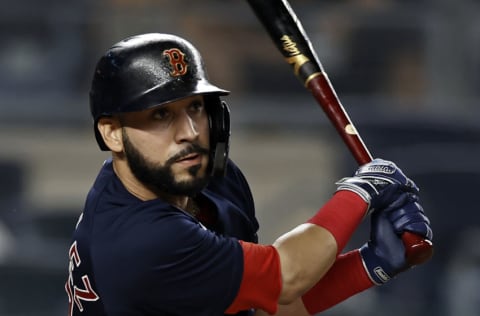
[225,241,282,315]
[308,191,367,254]
[302,249,374,314]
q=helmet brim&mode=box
[120,80,230,113]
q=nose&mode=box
[174,111,199,143]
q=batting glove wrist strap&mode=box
[359,244,393,285]
[360,200,432,286]
[335,177,378,215]
[336,158,419,215]
[354,158,419,196]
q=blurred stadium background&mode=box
[0,0,479,315]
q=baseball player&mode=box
[65,33,432,316]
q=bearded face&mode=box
[122,127,210,197]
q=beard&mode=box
[122,129,210,197]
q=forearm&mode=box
[302,249,374,314]
[257,250,374,316]
[275,191,367,303]
[226,191,368,314]
[274,224,337,304]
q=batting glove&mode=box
[360,199,433,285]
[336,158,418,215]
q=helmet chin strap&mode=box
[211,141,228,177]
[208,100,230,178]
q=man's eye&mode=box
[190,101,204,112]
[153,108,169,120]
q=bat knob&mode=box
[402,231,434,266]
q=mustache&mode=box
[166,143,209,165]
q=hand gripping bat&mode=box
[246,0,433,266]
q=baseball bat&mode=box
[246,0,433,266]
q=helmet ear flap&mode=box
[207,97,230,177]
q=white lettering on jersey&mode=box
[65,241,100,315]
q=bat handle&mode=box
[402,231,434,266]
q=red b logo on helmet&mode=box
[163,48,188,76]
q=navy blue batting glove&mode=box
[385,195,433,241]
[359,200,433,285]
[336,158,418,215]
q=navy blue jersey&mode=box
[66,158,259,316]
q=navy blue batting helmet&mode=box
[89,33,230,177]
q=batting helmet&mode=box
[89,33,231,177]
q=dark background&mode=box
[0,0,478,315]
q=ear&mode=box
[97,117,123,153]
